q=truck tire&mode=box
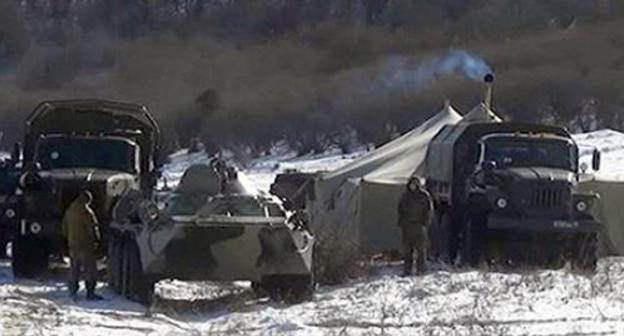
[463,214,486,268]
[126,240,154,305]
[0,228,8,259]
[12,235,48,278]
[429,209,450,263]
[572,233,598,272]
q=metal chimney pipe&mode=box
[484,73,494,110]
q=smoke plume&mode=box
[382,50,493,91]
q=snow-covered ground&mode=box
[574,129,624,181]
[4,258,624,336]
[3,129,624,336]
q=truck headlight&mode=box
[30,222,42,234]
[575,200,588,212]
[496,198,508,209]
[5,208,15,218]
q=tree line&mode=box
[0,0,623,156]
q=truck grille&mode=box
[530,187,564,209]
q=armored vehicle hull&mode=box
[108,163,315,304]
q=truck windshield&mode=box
[483,137,575,171]
[35,137,139,173]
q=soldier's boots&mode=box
[86,281,103,301]
[415,249,427,275]
[69,281,79,299]
[86,293,103,301]
[402,256,413,277]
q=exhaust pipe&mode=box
[484,73,494,110]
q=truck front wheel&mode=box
[12,235,48,278]
[571,233,598,272]
[463,214,486,268]
[429,209,451,263]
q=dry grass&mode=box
[313,221,370,285]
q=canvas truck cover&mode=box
[24,100,160,174]
[579,178,624,255]
[425,122,571,186]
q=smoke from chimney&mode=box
[381,50,493,91]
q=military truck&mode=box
[12,100,161,277]
[425,122,601,269]
[0,149,20,258]
[108,162,315,304]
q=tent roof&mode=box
[459,102,502,123]
[320,102,462,188]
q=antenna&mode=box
[484,73,494,110]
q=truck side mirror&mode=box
[481,160,496,172]
[592,149,601,171]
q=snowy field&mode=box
[574,129,624,181]
[2,129,624,335]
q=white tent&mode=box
[460,102,503,123]
[310,102,463,251]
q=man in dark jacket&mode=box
[397,177,433,276]
[62,190,102,300]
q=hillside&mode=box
[1,2,624,154]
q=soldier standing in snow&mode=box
[398,177,433,276]
[62,190,102,300]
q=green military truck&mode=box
[425,122,602,269]
[0,150,20,258]
[12,100,161,277]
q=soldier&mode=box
[398,177,433,276]
[62,190,102,300]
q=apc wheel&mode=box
[260,274,314,303]
[12,235,48,278]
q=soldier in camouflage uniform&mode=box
[62,190,102,300]
[398,177,433,276]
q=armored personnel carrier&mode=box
[11,100,161,277]
[425,119,602,269]
[108,162,315,304]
